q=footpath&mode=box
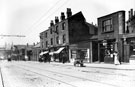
[5,60,135,70]
[50,61,135,70]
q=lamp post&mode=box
[103,40,107,47]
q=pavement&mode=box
[49,61,135,70]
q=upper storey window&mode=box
[50,28,52,34]
[62,22,65,30]
[102,19,113,32]
[45,32,47,38]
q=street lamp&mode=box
[103,40,107,46]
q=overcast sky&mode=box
[0,0,135,47]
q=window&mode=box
[55,26,58,34]
[51,38,53,45]
[56,36,59,44]
[63,34,66,43]
[62,22,65,30]
[50,28,52,34]
[46,41,48,47]
[45,32,47,38]
[102,19,113,32]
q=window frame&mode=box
[56,36,59,44]
[62,22,65,30]
[45,32,47,38]
[50,28,52,34]
[46,41,48,47]
[51,38,53,45]
[55,25,58,34]
[63,34,66,43]
[102,18,113,33]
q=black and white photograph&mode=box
[0,0,135,87]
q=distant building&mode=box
[12,44,33,61]
[32,43,40,61]
[40,8,97,63]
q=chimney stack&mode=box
[55,16,59,24]
[61,12,65,21]
[129,11,131,19]
[66,8,72,18]
[50,20,54,26]
[33,43,35,46]
[131,9,133,18]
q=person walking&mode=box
[113,51,120,65]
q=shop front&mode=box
[126,37,135,63]
[98,39,123,63]
[49,46,69,63]
[69,41,90,63]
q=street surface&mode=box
[0,60,135,87]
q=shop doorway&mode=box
[100,45,105,62]
[129,44,135,59]
[92,41,98,62]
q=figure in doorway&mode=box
[113,51,120,65]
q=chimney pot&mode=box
[131,9,133,18]
[66,8,72,18]
[55,16,59,24]
[129,11,131,19]
[61,12,65,21]
[50,20,54,26]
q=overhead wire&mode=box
[26,0,70,37]
[34,0,70,29]
[27,0,63,32]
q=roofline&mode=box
[98,10,125,19]
[40,11,84,33]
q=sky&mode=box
[0,0,135,47]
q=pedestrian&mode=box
[113,51,120,65]
[62,52,67,64]
[25,55,28,61]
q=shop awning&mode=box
[49,52,54,55]
[49,47,65,55]
[39,51,48,55]
[54,47,65,54]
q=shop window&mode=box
[130,45,135,56]
[102,19,113,32]
[71,50,77,59]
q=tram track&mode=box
[0,67,5,87]
[13,63,119,87]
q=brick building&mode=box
[40,8,97,63]
[124,9,135,63]
[97,10,126,63]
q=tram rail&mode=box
[0,67,5,87]
[14,63,119,87]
